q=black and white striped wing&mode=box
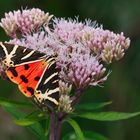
[0,42,46,66]
[34,56,59,110]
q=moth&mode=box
[0,42,59,110]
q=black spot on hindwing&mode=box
[20,75,28,83]
[34,76,40,81]
[24,64,29,70]
[27,87,34,95]
[8,67,18,77]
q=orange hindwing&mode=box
[6,60,48,97]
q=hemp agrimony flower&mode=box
[0,8,53,37]
[0,8,130,111]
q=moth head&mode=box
[35,90,42,94]
[3,59,14,67]
[34,90,44,103]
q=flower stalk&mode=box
[50,89,84,140]
[49,112,62,140]
[49,112,56,140]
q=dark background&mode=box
[0,0,140,140]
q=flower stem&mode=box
[49,112,56,140]
[56,118,62,140]
[49,111,62,140]
[49,89,83,140]
[71,89,84,106]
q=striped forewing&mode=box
[0,42,46,66]
[34,56,59,109]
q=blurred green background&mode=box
[0,0,140,140]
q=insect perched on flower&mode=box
[0,42,60,111]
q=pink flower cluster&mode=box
[0,8,130,92]
[0,8,53,37]
[53,19,130,63]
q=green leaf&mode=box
[65,118,85,140]
[44,118,50,137]
[76,101,112,111]
[75,111,140,121]
[3,106,25,119]
[0,97,33,108]
[3,106,46,140]
[84,131,109,140]
[63,131,109,140]
[14,111,46,126]
[27,123,46,140]
[62,132,79,140]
